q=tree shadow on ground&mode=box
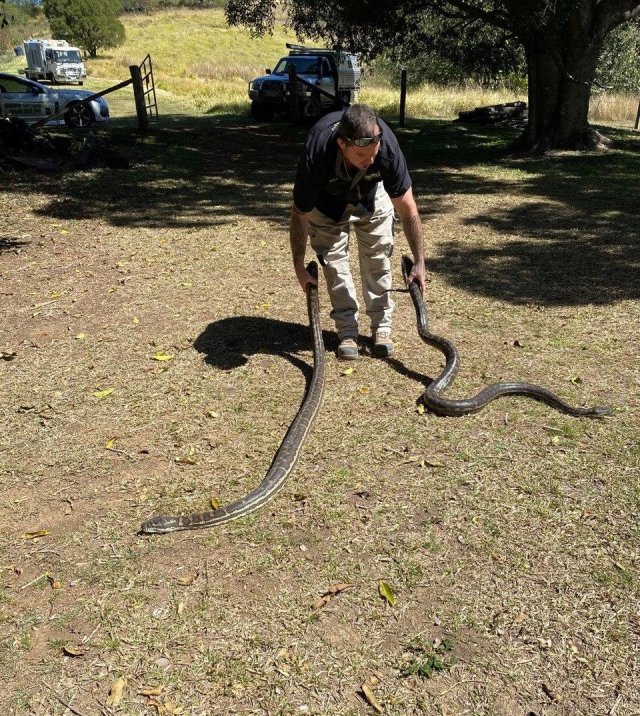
[2,112,638,306]
[399,122,640,306]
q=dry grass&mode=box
[0,114,638,715]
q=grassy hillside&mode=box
[1,7,638,123]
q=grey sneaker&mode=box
[337,337,358,360]
[373,329,393,357]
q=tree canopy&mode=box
[226,0,640,151]
[43,0,125,57]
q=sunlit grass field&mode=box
[1,7,638,124]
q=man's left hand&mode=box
[407,257,426,294]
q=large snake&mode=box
[140,261,326,534]
[401,254,612,418]
[139,255,610,534]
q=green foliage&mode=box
[400,636,457,679]
[43,0,125,57]
[0,1,49,54]
[596,19,640,92]
[377,13,526,90]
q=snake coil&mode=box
[401,255,611,418]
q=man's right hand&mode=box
[295,262,318,292]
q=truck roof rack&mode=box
[286,42,353,56]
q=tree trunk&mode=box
[513,8,614,153]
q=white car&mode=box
[0,72,109,128]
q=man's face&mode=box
[337,130,381,170]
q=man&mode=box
[289,103,425,360]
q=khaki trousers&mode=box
[309,183,395,340]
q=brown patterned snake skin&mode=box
[140,261,326,534]
[401,255,611,419]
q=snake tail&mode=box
[140,260,326,534]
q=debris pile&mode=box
[0,117,129,172]
[457,101,527,126]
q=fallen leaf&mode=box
[416,403,425,414]
[48,575,62,589]
[175,455,197,465]
[341,367,354,376]
[206,410,220,418]
[378,580,397,607]
[210,496,222,509]
[542,683,560,702]
[311,582,355,610]
[22,530,50,540]
[139,685,165,696]
[106,676,127,707]
[93,388,115,399]
[361,680,384,713]
[177,601,186,616]
[133,317,140,325]
[570,376,583,385]
[105,438,117,449]
[176,572,198,586]
[514,611,528,624]
[63,646,85,657]
[311,596,331,611]
[74,333,86,340]
[152,351,174,362]
[358,385,371,394]
[325,582,354,595]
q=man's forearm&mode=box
[402,214,425,261]
[289,208,309,267]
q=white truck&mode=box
[248,43,361,121]
[23,39,86,85]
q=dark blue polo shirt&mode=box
[293,111,412,222]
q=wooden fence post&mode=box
[399,69,407,128]
[288,65,300,124]
[635,96,640,130]
[129,64,149,132]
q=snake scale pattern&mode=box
[401,254,611,419]
[140,261,326,534]
[139,256,611,535]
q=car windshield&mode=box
[53,50,82,62]
[273,57,320,75]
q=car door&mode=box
[0,76,54,124]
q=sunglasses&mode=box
[344,131,383,147]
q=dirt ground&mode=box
[1,115,639,716]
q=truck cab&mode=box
[248,44,360,121]
[23,39,86,85]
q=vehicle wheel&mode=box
[78,81,84,86]
[64,102,94,128]
[250,100,274,121]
